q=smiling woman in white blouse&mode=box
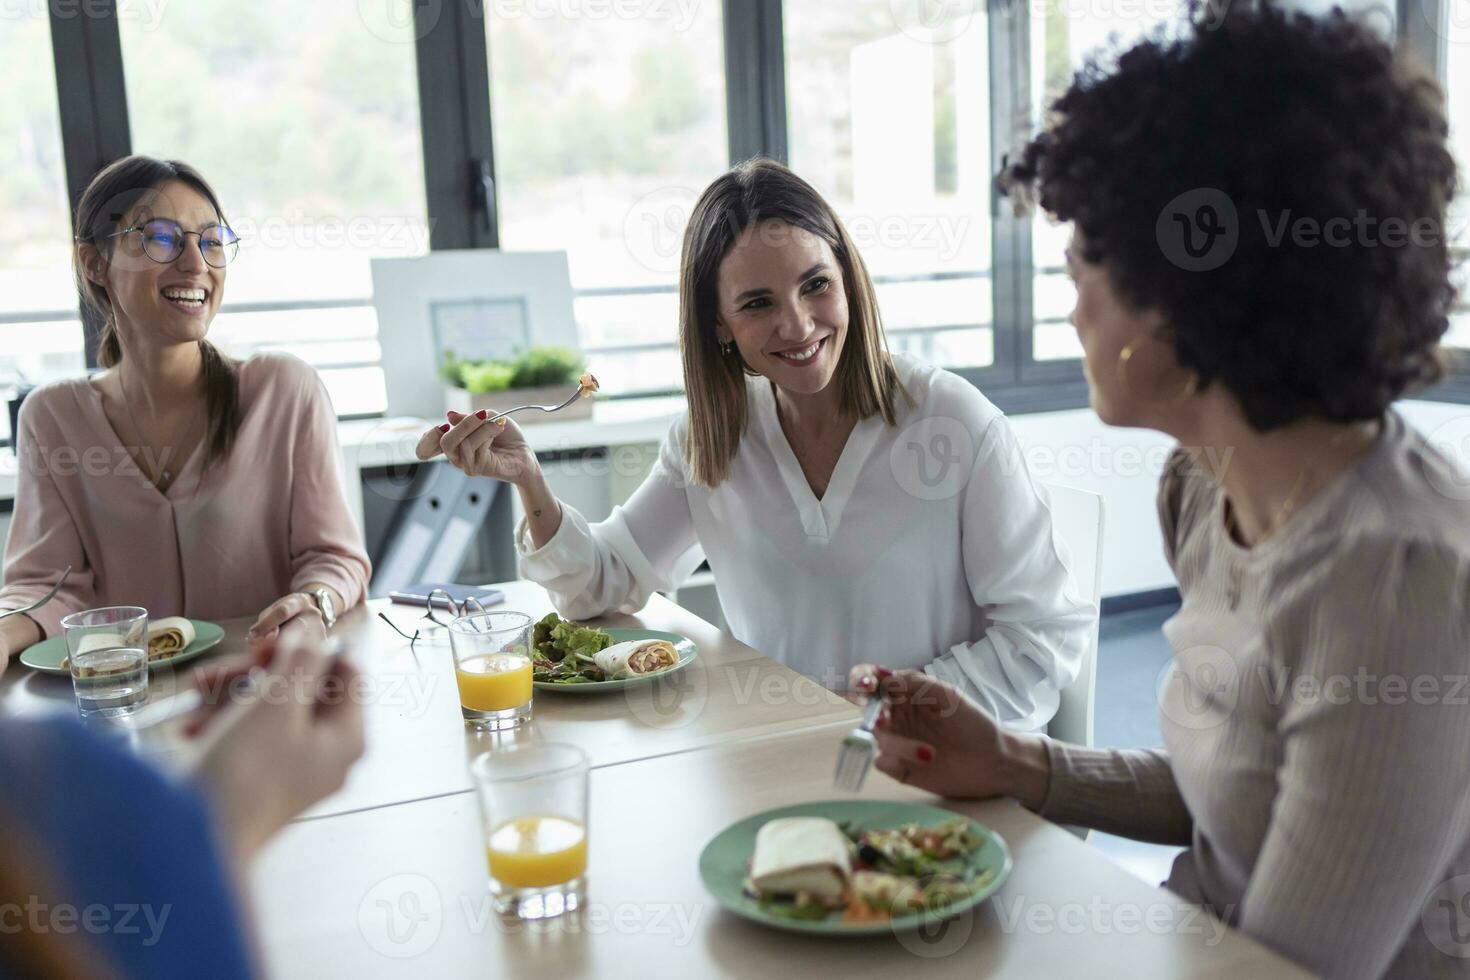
[418,159,1095,730]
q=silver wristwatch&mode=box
[301,588,337,629]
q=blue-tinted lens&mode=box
[139,220,184,262]
[199,224,239,267]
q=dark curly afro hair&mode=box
[1002,1,1459,431]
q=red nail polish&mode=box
[874,667,892,679]
[438,423,451,433]
[915,745,935,763]
[476,410,488,420]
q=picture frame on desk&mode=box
[370,251,579,419]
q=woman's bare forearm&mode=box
[516,468,564,550]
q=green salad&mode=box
[531,613,614,684]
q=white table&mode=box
[252,725,1310,979]
[0,580,1312,977]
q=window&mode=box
[118,1,430,416]
[785,0,994,371]
[485,3,729,395]
[35,0,1470,427]
[1029,8,1172,362]
[1445,5,1470,348]
[0,11,84,438]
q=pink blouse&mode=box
[0,353,371,639]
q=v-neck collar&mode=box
[753,380,885,541]
[80,378,206,502]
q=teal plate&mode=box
[532,628,697,694]
[698,799,1012,936]
[20,620,227,676]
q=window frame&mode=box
[42,0,1465,422]
[1400,0,1470,404]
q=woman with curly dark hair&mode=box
[852,4,1470,978]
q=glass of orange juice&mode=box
[449,611,534,731]
[471,743,589,919]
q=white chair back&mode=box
[1041,482,1105,748]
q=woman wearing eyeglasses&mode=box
[0,155,370,661]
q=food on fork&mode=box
[592,638,678,679]
[578,373,599,397]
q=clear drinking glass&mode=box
[61,606,149,720]
[449,611,534,731]
[471,743,589,920]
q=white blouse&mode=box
[517,354,1096,730]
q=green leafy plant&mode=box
[441,346,586,394]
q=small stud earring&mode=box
[720,340,734,356]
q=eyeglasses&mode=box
[378,590,491,650]
[98,217,241,269]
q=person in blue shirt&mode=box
[0,641,363,978]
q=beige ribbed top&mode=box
[1038,410,1470,979]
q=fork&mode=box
[0,566,72,622]
[833,693,885,792]
[483,375,599,426]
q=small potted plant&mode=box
[441,346,596,423]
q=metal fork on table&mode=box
[833,693,885,792]
[482,374,599,426]
[0,566,72,622]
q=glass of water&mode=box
[61,607,149,720]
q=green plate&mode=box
[20,620,227,676]
[532,628,697,693]
[698,799,1012,936]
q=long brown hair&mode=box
[679,158,907,487]
[72,155,241,471]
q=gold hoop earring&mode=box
[1116,336,1198,403]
